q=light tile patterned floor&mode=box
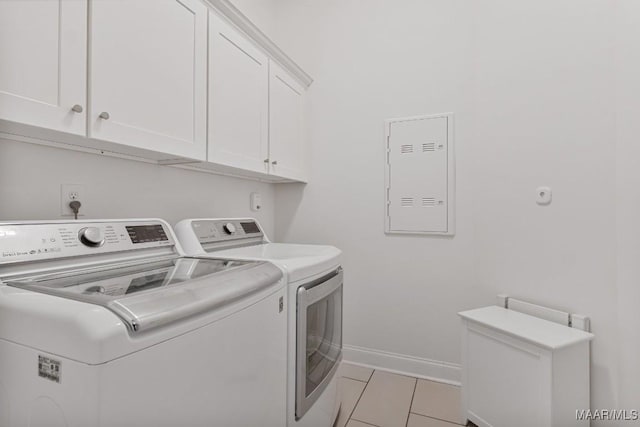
[336,363,468,427]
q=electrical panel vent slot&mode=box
[401,197,414,207]
[400,144,414,154]
[422,198,436,207]
[384,113,455,235]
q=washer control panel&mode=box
[0,221,174,264]
[192,219,263,245]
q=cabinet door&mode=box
[0,0,86,135]
[269,62,307,181]
[89,0,207,160]
[208,12,269,173]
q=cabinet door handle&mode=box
[98,112,110,120]
[272,160,278,165]
[71,104,83,113]
[264,158,269,163]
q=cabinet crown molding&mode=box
[206,0,313,88]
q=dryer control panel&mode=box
[190,219,264,250]
[0,220,175,264]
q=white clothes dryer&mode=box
[175,218,343,427]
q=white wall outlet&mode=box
[536,186,552,205]
[250,192,262,211]
[61,184,85,216]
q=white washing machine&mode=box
[174,218,343,427]
[0,219,287,427]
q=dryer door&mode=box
[296,268,343,419]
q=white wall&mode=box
[471,0,620,412]
[273,0,626,417]
[0,139,276,235]
[273,0,478,380]
[614,0,640,412]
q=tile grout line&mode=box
[365,369,374,382]
[341,364,375,384]
[350,420,380,427]
[409,412,465,426]
[347,370,379,427]
[343,375,369,384]
[405,376,418,427]
[342,371,465,427]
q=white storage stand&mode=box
[459,306,594,427]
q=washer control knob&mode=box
[79,227,105,247]
[222,223,236,235]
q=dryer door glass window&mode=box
[305,290,342,395]
[296,269,343,419]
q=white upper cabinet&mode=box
[0,0,87,135]
[89,0,208,161]
[0,0,311,181]
[269,62,307,182]
[208,11,269,173]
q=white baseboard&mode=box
[342,344,461,386]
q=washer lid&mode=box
[6,257,282,333]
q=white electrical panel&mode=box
[385,113,454,235]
